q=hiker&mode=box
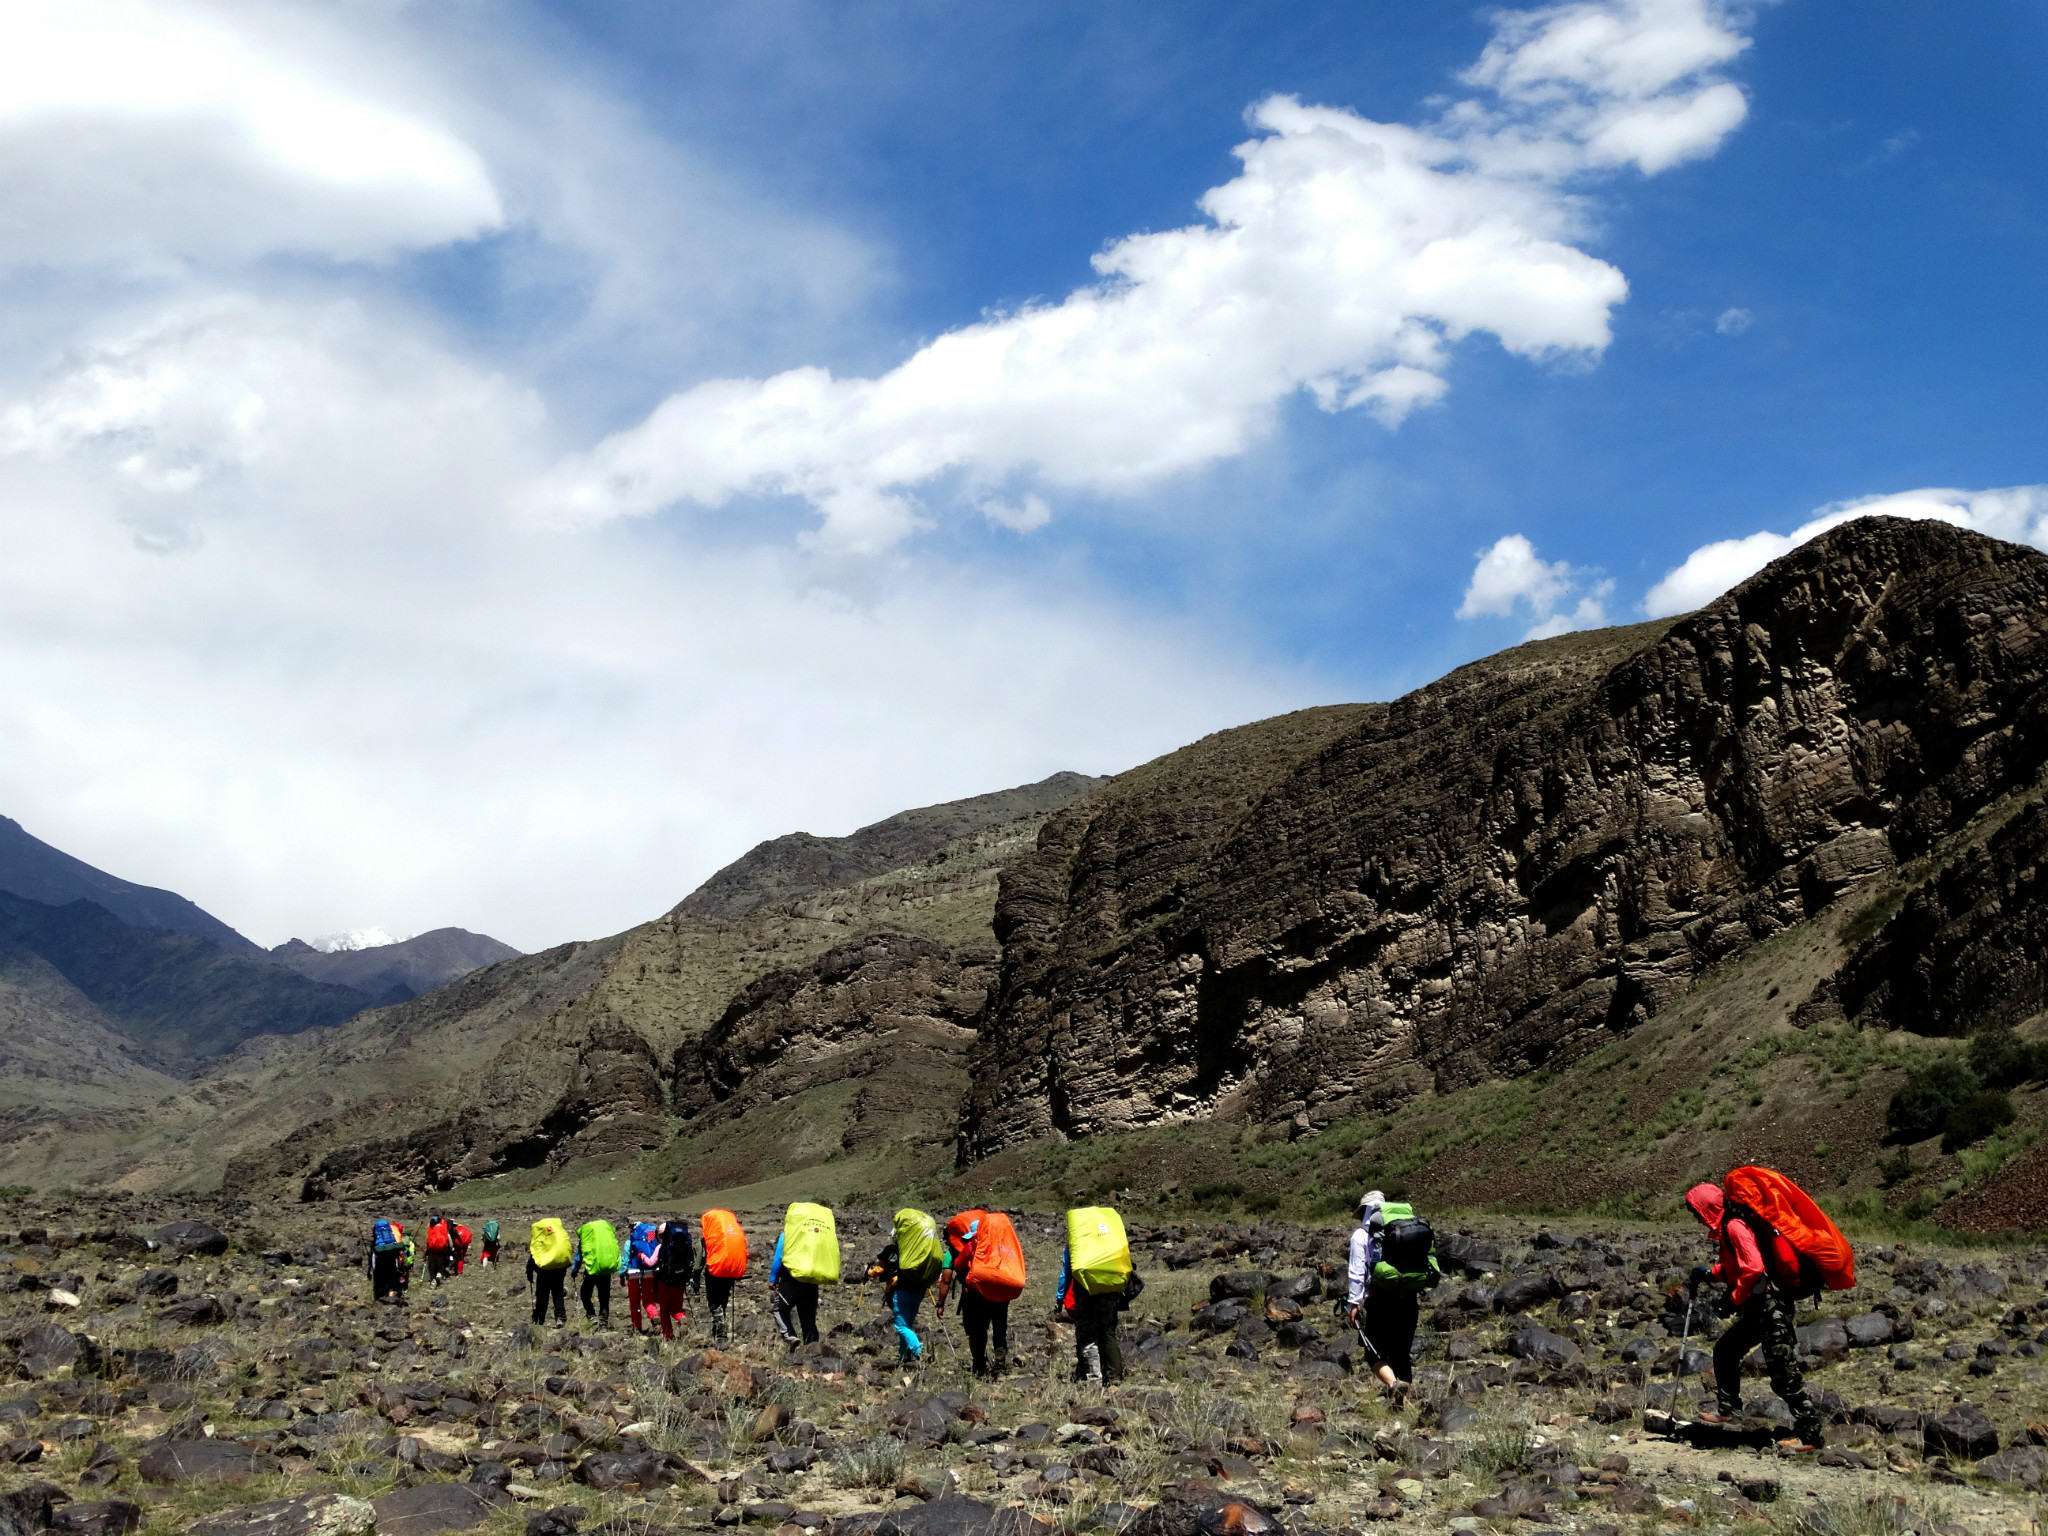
[772,1202,839,1347]
[625,1220,662,1335]
[1057,1206,1142,1385]
[1684,1179,1830,1451]
[572,1218,622,1327]
[397,1229,419,1296]
[700,1208,748,1346]
[424,1214,456,1285]
[935,1208,1027,1379]
[479,1219,501,1269]
[527,1217,572,1327]
[1346,1190,1439,1396]
[653,1217,698,1342]
[452,1220,473,1276]
[867,1209,947,1365]
[368,1217,406,1303]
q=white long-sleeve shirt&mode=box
[1347,1224,1376,1307]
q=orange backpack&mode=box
[1722,1165,1855,1295]
[964,1211,1028,1303]
[701,1208,748,1280]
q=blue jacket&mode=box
[770,1233,786,1286]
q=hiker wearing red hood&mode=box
[1684,1182,1824,1450]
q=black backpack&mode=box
[1372,1203,1437,1290]
[656,1221,695,1282]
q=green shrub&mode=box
[1886,1057,1980,1142]
[1878,1147,1915,1188]
[1966,1025,2048,1089]
[1941,1088,2016,1153]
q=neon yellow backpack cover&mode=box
[529,1217,572,1269]
[578,1220,621,1273]
[893,1208,945,1283]
[781,1202,841,1285]
[1066,1206,1132,1295]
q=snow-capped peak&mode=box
[310,926,404,953]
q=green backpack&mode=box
[1370,1202,1441,1292]
[578,1220,622,1274]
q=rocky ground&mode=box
[1,1198,2045,1535]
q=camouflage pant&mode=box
[1713,1286,1822,1440]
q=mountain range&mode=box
[3,518,2044,1229]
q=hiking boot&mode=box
[1695,1409,1737,1428]
[1776,1435,1823,1454]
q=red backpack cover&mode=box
[426,1220,451,1253]
[1723,1165,1855,1293]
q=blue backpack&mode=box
[630,1222,661,1272]
[372,1219,399,1253]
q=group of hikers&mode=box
[361,1163,1851,1447]
[366,1214,501,1300]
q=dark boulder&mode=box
[138,1439,279,1485]
[155,1221,229,1259]
[1506,1326,1581,1368]
[371,1484,505,1535]
[1923,1404,1999,1461]
[159,1295,229,1328]
[1491,1273,1562,1315]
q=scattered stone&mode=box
[1924,1404,2000,1462]
[187,1493,379,1536]
[138,1439,280,1485]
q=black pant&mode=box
[1364,1287,1419,1383]
[1714,1287,1822,1440]
[775,1277,820,1344]
[1073,1292,1123,1382]
[426,1251,454,1283]
[371,1249,403,1301]
[706,1274,735,1342]
[580,1271,612,1323]
[960,1291,1009,1376]
[532,1266,567,1325]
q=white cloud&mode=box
[0,0,503,268]
[1459,0,1750,174]
[0,301,1313,949]
[1643,486,2048,617]
[536,0,1753,553]
[1458,533,1612,639]
[1714,305,1753,335]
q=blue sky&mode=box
[0,0,2043,948]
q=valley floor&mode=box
[1,1199,2044,1534]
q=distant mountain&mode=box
[271,928,521,1006]
[0,943,180,1114]
[674,771,1103,921]
[309,927,402,953]
[0,815,259,954]
[0,891,372,1069]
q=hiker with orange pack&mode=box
[1683,1165,1853,1453]
[935,1208,1027,1379]
[700,1209,748,1346]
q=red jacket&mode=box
[1686,1182,1800,1304]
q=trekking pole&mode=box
[1677,1290,1695,1380]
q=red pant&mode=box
[657,1280,688,1341]
[626,1275,653,1332]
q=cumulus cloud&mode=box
[1458,0,1750,175]
[1458,533,1612,639]
[0,302,1311,948]
[1642,487,2048,617]
[538,0,1754,553]
[1714,305,1753,335]
[0,0,503,267]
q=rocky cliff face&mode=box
[964,519,2048,1156]
[289,1020,666,1201]
[1835,798,2048,1039]
[671,931,990,1179]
